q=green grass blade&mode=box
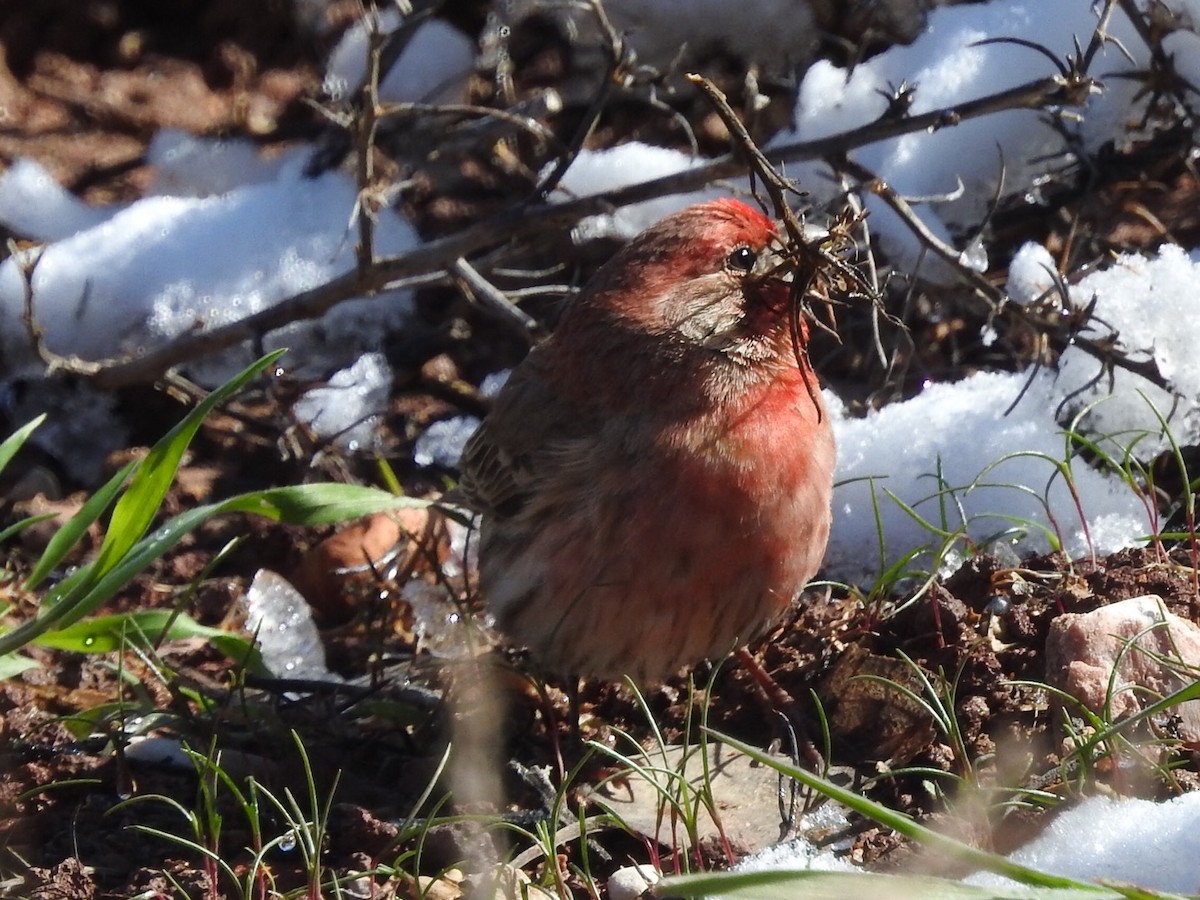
[25,460,137,592]
[0,415,46,474]
[31,608,252,655]
[661,869,1154,900]
[0,513,57,545]
[0,653,39,679]
[0,483,424,657]
[225,483,426,524]
[89,350,285,581]
[701,730,1114,893]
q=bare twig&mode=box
[534,0,631,200]
[368,2,441,96]
[835,155,1004,304]
[835,156,1172,395]
[1082,0,1128,72]
[450,258,544,338]
[376,95,564,146]
[72,69,1092,390]
[687,73,875,421]
[11,240,56,369]
[685,74,807,243]
[354,14,387,271]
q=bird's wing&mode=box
[457,352,592,520]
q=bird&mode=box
[457,198,836,684]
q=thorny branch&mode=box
[835,156,1001,303]
[72,66,1094,391]
[824,0,1175,399]
[21,0,1175,408]
[837,155,1173,397]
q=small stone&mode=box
[290,508,444,625]
[1045,595,1200,740]
[607,864,660,900]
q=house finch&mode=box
[458,199,836,683]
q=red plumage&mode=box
[458,199,836,682]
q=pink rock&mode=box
[1045,595,1200,740]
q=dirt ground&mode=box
[5,3,1200,898]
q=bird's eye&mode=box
[726,246,757,272]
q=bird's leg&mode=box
[735,647,825,770]
[526,671,587,784]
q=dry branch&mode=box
[74,67,1095,391]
